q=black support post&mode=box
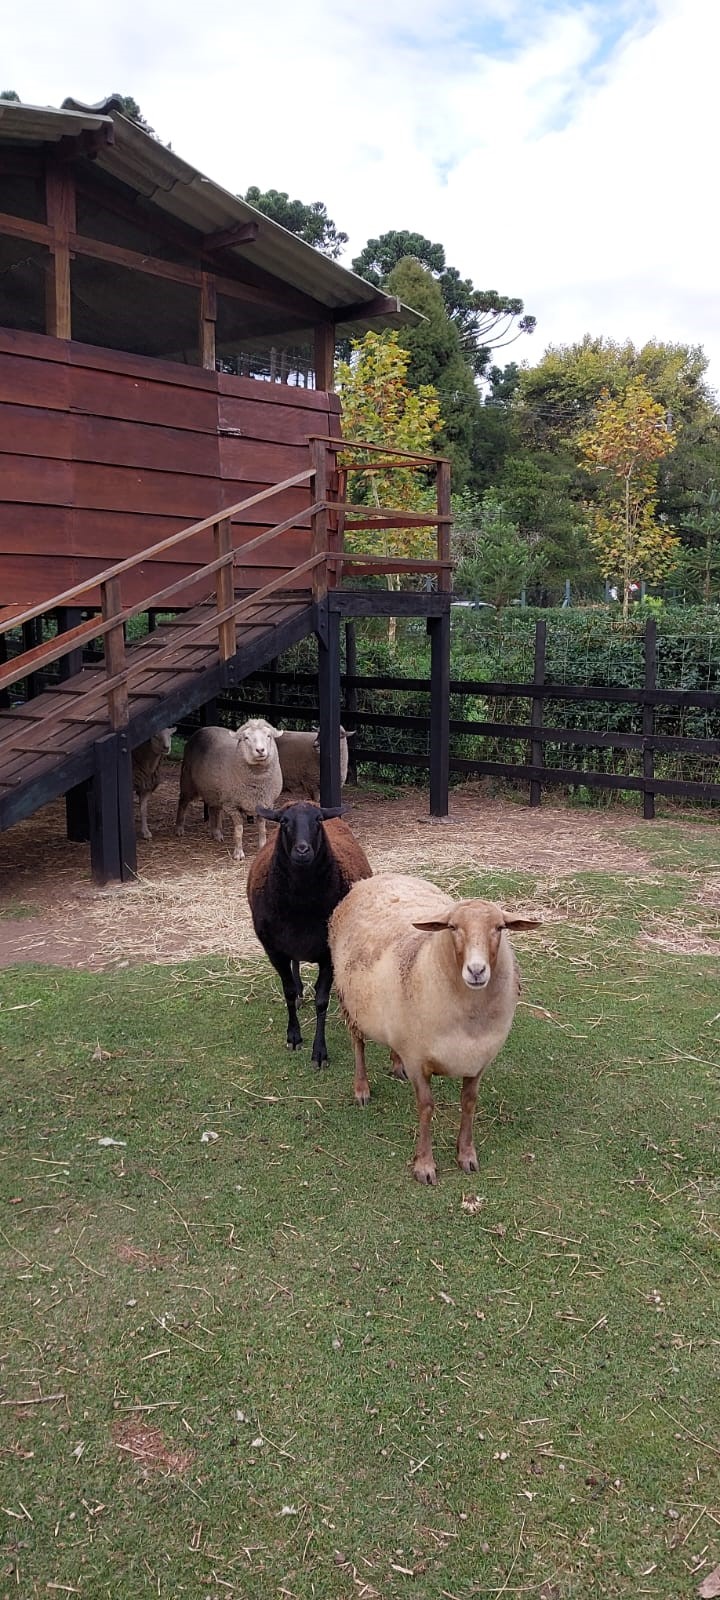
[529,619,547,808]
[428,611,450,817]
[317,600,342,807]
[344,621,358,785]
[643,618,657,821]
[89,730,137,885]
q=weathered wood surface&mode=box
[0,330,341,606]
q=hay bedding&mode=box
[0,773,704,972]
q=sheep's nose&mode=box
[294,841,311,858]
[464,962,489,987]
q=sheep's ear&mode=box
[344,729,357,740]
[269,725,284,739]
[413,916,452,933]
[503,914,542,931]
[257,807,282,822]
[319,806,345,820]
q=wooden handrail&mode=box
[306,434,450,466]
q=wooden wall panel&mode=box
[0,330,339,607]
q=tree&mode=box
[452,489,531,609]
[334,332,442,626]
[385,257,481,488]
[352,230,535,376]
[1,90,20,101]
[678,488,720,602]
[116,96,156,137]
[242,187,348,258]
[578,379,680,617]
[518,336,711,448]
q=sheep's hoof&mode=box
[232,849,245,862]
[140,828,152,841]
[354,1087,370,1107]
[457,1149,479,1174]
[312,1052,329,1071]
[175,826,185,838]
[412,1158,438,1186]
[287,1029,303,1051]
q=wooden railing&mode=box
[0,437,452,733]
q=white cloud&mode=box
[4,0,720,395]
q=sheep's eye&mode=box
[495,924,504,934]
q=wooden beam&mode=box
[428,612,450,818]
[45,158,76,340]
[314,323,335,393]
[199,270,217,370]
[317,600,342,807]
[204,222,259,250]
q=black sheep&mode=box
[246,802,372,1066]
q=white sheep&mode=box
[278,727,354,802]
[329,874,541,1185]
[132,727,176,840]
[175,719,284,861]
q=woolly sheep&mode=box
[132,727,176,840]
[175,719,284,861]
[278,727,354,802]
[329,874,541,1185]
[247,802,372,1066]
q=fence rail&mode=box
[228,617,720,815]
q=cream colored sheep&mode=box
[329,874,541,1185]
[175,719,283,861]
[278,727,354,802]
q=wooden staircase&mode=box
[0,438,453,882]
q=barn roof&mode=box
[0,95,421,341]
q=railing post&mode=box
[529,619,547,808]
[643,618,657,820]
[101,576,128,729]
[310,438,329,602]
[214,517,237,661]
[428,611,450,817]
[436,459,452,592]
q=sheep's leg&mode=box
[138,794,152,841]
[457,1073,482,1174]
[257,815,267,851]
[229,809,245,861]
[310,954,333,1067]
[390,1049,407,1081]
[266,950,303,1050]
[175,793,192,837]
[208,806,224,843]
[411,1072,437,1185]
[291,960,303,1002]
[353,1031,370,1106]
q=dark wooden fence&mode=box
[226,619,720,817]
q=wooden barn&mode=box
[0,96,452,882]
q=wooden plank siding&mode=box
[0,329,341,607]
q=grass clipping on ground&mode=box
[0,832,719,1599]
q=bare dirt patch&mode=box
[111,1418,193,1477]
[0,774,710,972]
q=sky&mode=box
[5,0,720,397]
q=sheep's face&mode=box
[238,719,282,766]
[150,727,175,756]
[414,900,541,990]
[257,802,344,867]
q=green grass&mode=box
[1,851,719,1599]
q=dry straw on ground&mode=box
[0,776,717,970]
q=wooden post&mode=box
[199,271,217,370]
[317,601,342,807]
[101,576,129,728]
[89,730,137,885]
[428,612,450,817]
[643,618,657,821]
[344,621,358,785]
[214,517,236,661]
[436,459,452,592]
[0,627,8,709]
[314,323,335,393]
[58,606,89,840]
[45,157,75,340]
[310,438,329,602]
[22,618,42,700]
[529,619,547,808]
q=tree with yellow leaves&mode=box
[334,331,442,570]
[578,378,680,618]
